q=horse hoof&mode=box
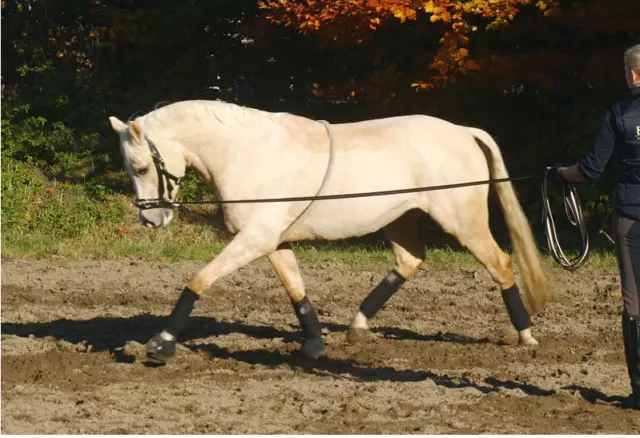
[518,336,539,346]
[346,327,370,344]
[146,333,176,362]
[517,328,539,347]
[300,337,326,358]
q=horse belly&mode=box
[283,196,416,242]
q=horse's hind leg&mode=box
[347,209,424,343]
[452,220,538,346]
[267,242,326,358]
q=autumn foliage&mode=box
[259,0,640,102]
[260,0,557,88]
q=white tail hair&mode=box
[469,127,552,315]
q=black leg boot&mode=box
[147,288,200,362]
[346,270,407,344]
[621,312,640,410]
[292,297,326,358]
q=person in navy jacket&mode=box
[556,44,640,410]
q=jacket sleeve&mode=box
[577,107,619,180]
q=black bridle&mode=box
[133,134,183,210]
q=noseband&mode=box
[134,134,183,210]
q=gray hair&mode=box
[624,44,640,87]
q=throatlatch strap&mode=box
[359,269,407,319]
[165,288,200,336]
[292,297,323,340]
[501,285,530,331]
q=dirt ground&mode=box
[2,256,639,434]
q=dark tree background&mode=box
[2,0,638,245]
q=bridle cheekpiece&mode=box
[133,134,183,210]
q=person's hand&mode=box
[546,166,567,183]
[547,165,585,183]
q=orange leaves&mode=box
[389,4,416,23]
[259,0,342,33]
[535,0,561,16]
[259,1,422,34]
[411,80,436,90]
[259,0,536,37]
[423,1,436,13]
[260,0,556,93]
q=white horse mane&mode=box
[136,100,286,136]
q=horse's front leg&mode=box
[146,228,278,362]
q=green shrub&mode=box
[1,159,129,238]
[1,159,46,234]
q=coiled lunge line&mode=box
[541,167,590,271]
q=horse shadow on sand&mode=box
[1,314,627,408]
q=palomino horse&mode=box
[108,100,551,362]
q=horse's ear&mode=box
[128,121,144,145]
[108,116,127,134]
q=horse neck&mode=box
[139,101,253,183]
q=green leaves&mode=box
[1,92,87,177]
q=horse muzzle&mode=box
[139,208,174,228]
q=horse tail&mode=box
[468,127,551,315]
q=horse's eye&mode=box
[137,167,149,176]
